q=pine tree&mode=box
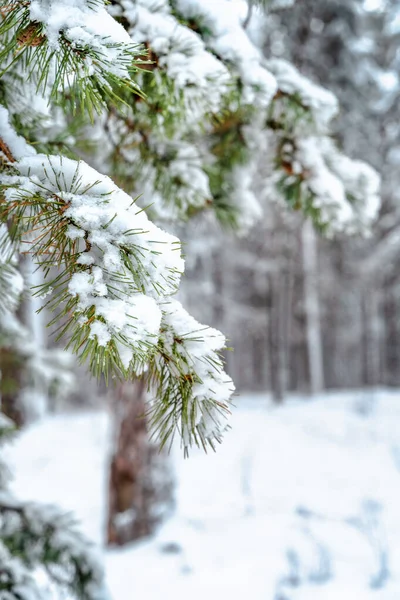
[0,0,382,596]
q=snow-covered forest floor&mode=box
[7,390,400,599]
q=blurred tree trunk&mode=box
[1,256,43,427]
[382,284,400,386]
[268,273,284,402]
[268,224,296,403]
[302,220,324,395]
[0,347,24,426]
[212,248,235,376]
[269,267,293,403]
[107,380,174,546]
[362,285,382,387]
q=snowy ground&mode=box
[7,389,400,599]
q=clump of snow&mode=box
[164,299,226,357]
[229,165,263,232]
[2,152,185,367]
[0,105,37,161]
[267,59,339,131]
[174,0,277,108]
[272,136,381,235]
[321,138,381,232]
[151,299,234,449]
[295,137,355,227]
[29,0,135,80]
[120,0,230,118]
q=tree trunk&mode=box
[0,347,25,426]
[302,220,325,395]
[0,256,45,427]
[362,285,382,387]
[268,271,289,403]
[268,224,296,403]
[107,380,175,546]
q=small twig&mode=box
[0,137,15,163]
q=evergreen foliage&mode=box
[0,0,381,596]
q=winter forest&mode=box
[1,0,400,598]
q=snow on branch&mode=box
[173,0,277,108]
[1,154,183,377]
[0,493,110,599]
[0,0,143,116]
[266,60,380,233]
[267,59,338,133]
[120,0,231,120]
[106,0,279,229]
[0,107,234,450]
[148,299,234,454]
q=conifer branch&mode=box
[1,153,184,382]
[0,0,145,117]
[0,495,109,600]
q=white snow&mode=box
[120,0,230,117]
[0,106,37,161]
[153,299,234,448]
[174,0,277,108]
[7,390,400,599]
[29,0,135,80]
[267,59,339,131]
[2,149,183,366]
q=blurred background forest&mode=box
[183,0,400,398]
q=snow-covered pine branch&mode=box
[0,492,109,600]
[148,299,234,454]
[265,59,381,234]
[0,0,143,116]
[0,543,44,600]
[101,0,278,229]
[0,106,233,449]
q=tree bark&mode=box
[107,380,175,546]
